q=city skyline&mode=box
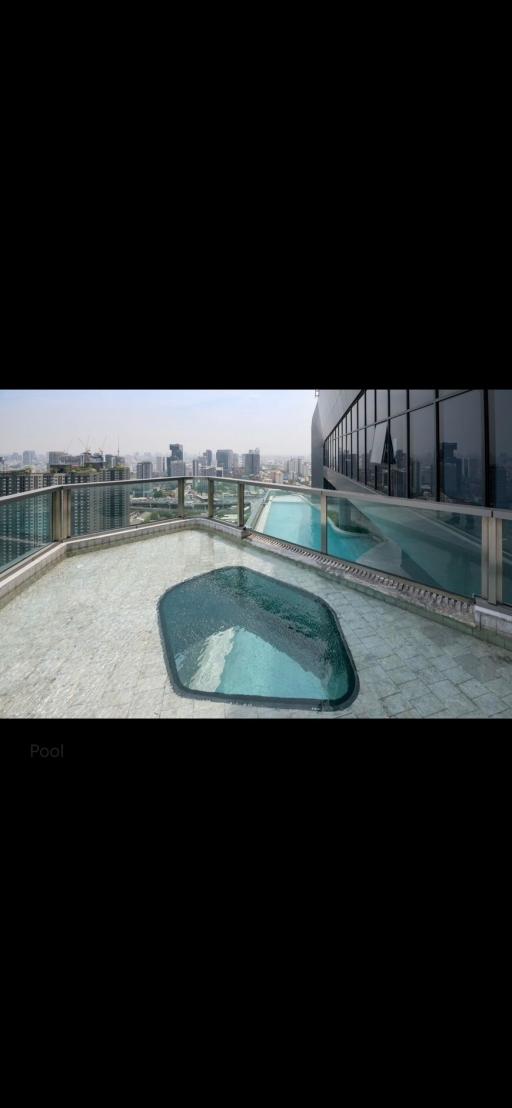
[0,389,316,456]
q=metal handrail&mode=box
[0,475,509,609]
[0,474,496,516]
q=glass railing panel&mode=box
[245,486,322,552]
[244,483,267,527]
[327,496,482,599]
[502,520,512,607]
[0,492,53,572]
[184,480,209,518]
[70,481,180,536]
[213,481,239,524]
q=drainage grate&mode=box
[244,531,473,618]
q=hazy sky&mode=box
[0,389,316,457]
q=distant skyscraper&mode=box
[136,462,153,480]
[169,460,186,477]
[22,451,36,466]
[48,452,70,466]
[204,450,213,467]
[167,444,184,477]
[243,450,261,478]
[216,450,234,475]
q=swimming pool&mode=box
[259,495,377,561]
[159,566,358,710]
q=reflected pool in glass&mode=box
[159,567,358,710]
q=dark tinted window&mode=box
[390,391,407,417]
[377,390,389,422]
[390,414,407,497]
[358,427,366,485]
[375,420,390,494]
[438,389,466,397]
[489,388,512,508]
[409,404,436,500]
[346,434,353,478]
[409,390,435,408]
[366,425,376,488]
[366,390,375,424]
[358,395,365,430]
[439,390,484,504]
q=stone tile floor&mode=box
[1,529,512,720]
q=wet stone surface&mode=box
[1,530,511,719]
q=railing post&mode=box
[208,479,214,519]
[496,518,503,604]
[62,487,72,539]
[320,492,328,554]
[178,478,185,519]
[52,487,63,541]
[482,516,502,605]
[481,517,489,600]
[238,483,245,528]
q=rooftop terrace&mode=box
[1,526,512,720]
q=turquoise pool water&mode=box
[260,497,376,561]
[159,567,358,709]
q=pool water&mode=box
[158,567,358,710]
[261,497,376,561]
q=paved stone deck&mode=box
[1,529,512,719]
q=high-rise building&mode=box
[287,457,304,480]
[216,450,234,475]
[48,452,71,466]
[203,450,213,467]
[154,456,165,476]
[0,470,55,497]
[312,389,512,509]
[22,451,36,466]
[243,450,261,478]
[136,462,153,480]
[169,460,186,478]
[167,444,184,477]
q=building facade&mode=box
[312,389,512,509]
[167,444,184,478]
[216,450,234,475]
[243,450,261,479]
[136,462,153,480]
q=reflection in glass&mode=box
[390,414,407,497]
[390,391,407,417]
[503,521,512,606]
[439,390,484,504]
[358,427,366,485]
[377,390,389,422]
[489,389,512,508]
[358,394,365,430]
[409,389,435,408]
[366,390,376,425]
[343,500,481,598]
[409,405,436,500]
[0,492,53,572]
[366,425,376,488]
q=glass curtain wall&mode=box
[322,390,502,508]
